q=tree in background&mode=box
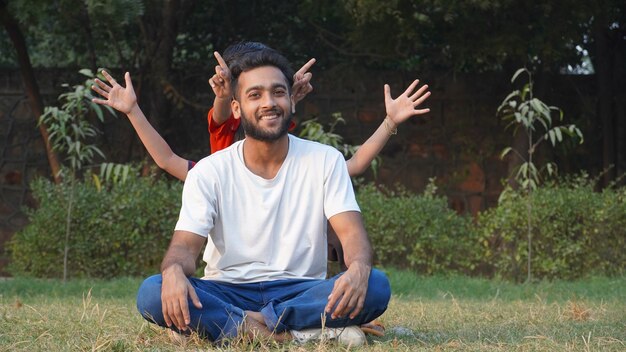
[2,0,624,184]
[1,0,62,182]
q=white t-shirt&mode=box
[175,134,360,283]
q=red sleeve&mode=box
[207,107,240,154]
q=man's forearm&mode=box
[161,245,196,276]
[161,224,205,279]
[212,97,232,125]
[343,233,373,270]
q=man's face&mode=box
[232,66,294,142]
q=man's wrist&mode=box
[127,103,141,117]
[161,263,184,276]
[214,96,231,104]
[384,116,398,136]
[348,259,372,272]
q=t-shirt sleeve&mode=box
[208,107,238,154]
[174,165,217,237]
[323,149,361,219]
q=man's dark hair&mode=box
[228,46,295,100]
[222,42,269,66]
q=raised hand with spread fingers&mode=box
[91,70,189,181]
[384,79,431,129]
[91,70,138,115]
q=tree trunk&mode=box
[135,0,196,175]
[613,27,626,185]
[594,16,616,187]
[0,1,62,183]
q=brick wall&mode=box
[0,68,596,275]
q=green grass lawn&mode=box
[1,270,624,351]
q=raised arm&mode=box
[91,71,189,181]
[346,79,431,176]
[208,51,233,125]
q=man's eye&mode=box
[274,90,286,96]
[248,92,260,98]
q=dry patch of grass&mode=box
[1,276,625,351]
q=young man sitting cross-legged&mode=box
[92,44,429,345]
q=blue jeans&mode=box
[136,269,391,341]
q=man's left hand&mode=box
[325,261,371,320]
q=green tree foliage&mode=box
[38,69,116,281]
[498,67,583,283]
[6,0,144,68]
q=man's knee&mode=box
[136,274,163,323]
[367,269,391,308]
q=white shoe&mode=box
[291,325,366,346]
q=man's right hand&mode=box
[292,58,316,105]
[161,264,203,331]
[208,51,232,100]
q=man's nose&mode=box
[261,93,277,108]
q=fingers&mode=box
[414,91,431,107]
[214,51,228,70]
[325,282,341,317]
[188,284,203,309]
[409,84,429,101]
[124,72,134,90]
[292,73,311,93]
[384,84,391,104]
[403,79,420,96]
[91,80,109,99]
[91,98,107,105]
[294,58,316,78]
[178,295,190,329]
[209,72,224,89]
[93,78,111,92]
[349,295,365,319]
[101,70,118,86]
[215,63,231,82]
[162,300,173,327]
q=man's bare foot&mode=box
[243,310,292,343]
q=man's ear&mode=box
[290,94,296,114]
[232,99,241,120]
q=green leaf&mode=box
[548,130,556,146]
[79,68,94,78]
[555,127,563,142]
[511,68,526,83]
[500,147,513,160]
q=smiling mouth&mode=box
[258,110,281,121]
[259,114,279,120]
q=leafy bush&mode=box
[8,175,182,279]
[357,182,481,275]
[477,176,626,281]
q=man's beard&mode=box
[240,108,292,142]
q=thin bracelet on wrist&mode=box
[384,117,398,136]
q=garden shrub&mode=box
[8,175,182,278]
[357,183,481,275]
[477,177,626,281]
